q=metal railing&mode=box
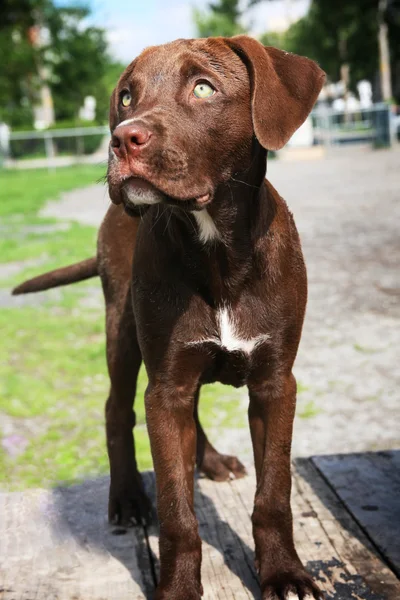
[1,104,398,170]
[2,125,110,170]
[311,102,397,148]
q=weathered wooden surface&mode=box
[1,456,399,599]
[293,459,400,600]
[313,451,400,578]
[0,477,154,600]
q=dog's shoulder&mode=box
[259,179,300,244]
[253,179,305,282]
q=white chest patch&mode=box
[193,209,220,243]
[188,307,270,355]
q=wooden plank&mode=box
[313,451,400,578]
[294,459,400,600]
[2,458,399,599]
[0,477,154,600]
[144,462,400,600]
[143,472,260,599]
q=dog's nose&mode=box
[111,124,152,158]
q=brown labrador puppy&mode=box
[14,36,325,599]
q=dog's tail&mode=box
[12,257,98,295]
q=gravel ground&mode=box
[271,148,400,456]
[9,147,400,461]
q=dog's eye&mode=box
[193,83,215,99]
[121,92,132,107]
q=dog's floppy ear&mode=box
[225,35,325,151]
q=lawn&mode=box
[0,166,247,490]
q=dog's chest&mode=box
[189,307,269,353]
[187,306,270,386]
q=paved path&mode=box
[14,148,400,458]
[274,149,400,456]
[41,181,110,226]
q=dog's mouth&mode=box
[121,176,212,213]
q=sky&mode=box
[85,0,311,64]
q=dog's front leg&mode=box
[248,373,322,600]
[146,379,202,600]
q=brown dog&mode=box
[14,36,325,599]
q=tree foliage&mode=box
[202,0,400,100]
[0,0,118,128]
[44,4,112,122]
[0,1,44,127]
[280,1,380,89]
[194,0,245,38]
[254,0,400,100]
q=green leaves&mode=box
[250,0,400,100]
[193,0,245,38]
[0,1,116,128]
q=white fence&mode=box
[1,125,109,170]
[311,102,397,148]
[0,104,398,170]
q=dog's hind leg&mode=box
[97,207,151,525]
[104,289,152,526]
[194,387,247,481]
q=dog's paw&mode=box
[199,449,247,481]
[261,569,323,600]
[108,479,153,527]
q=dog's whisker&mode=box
[97,174,108,185]
[149,205,168,233]
[230,177,259,190]
[163,207,173,235]
[182,211,198,236]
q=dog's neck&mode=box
[199,144,269,245]
[156,144,273,303]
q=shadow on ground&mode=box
[51,471,260,599]
[25,453,398,599]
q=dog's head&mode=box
[107,36,325,213]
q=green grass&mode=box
[353,343,378,354]
[0,293,246,489]
[0,165,105,284]
[0,295,245,489]
[296,381,309,395]
[297,400,321,419]
[0,165,106,218]
[0,166,247,490]
[0,222,97,268]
